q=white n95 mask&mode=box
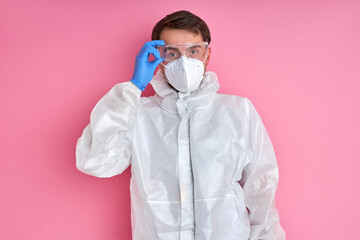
[162,56,206,93]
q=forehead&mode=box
[159,28,204,45]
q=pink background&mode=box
[1,0,359,239]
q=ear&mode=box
[205,47,211,67]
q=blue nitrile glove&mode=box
[130,40,165,91]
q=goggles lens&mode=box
[157,42,208,62]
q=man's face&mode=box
[158,28,211,79]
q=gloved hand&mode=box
[131,40,165,91]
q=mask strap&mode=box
[201,54,208,63]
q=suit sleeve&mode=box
[76,82,141,178]
[239,99,286,240]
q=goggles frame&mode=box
[157,42,209,63]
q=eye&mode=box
[169,52,178,58]
[166,50,179,60]
[190,49,198,55]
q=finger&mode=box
[138,41,164,57]
[150,57,164,67]
[145,40,165,48]
[146,47,162,59]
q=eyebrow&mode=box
[164,44,202,50]
[187,45,201,50]
[165,47,181,51]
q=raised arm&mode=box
[76,40,165,178]
[76,82,141,178]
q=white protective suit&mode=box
[76,69,285,240]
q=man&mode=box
[76,10,285,240]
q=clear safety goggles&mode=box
[157,42,209,63]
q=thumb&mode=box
[151,57,164,68]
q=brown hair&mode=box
[151,10,211,43]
